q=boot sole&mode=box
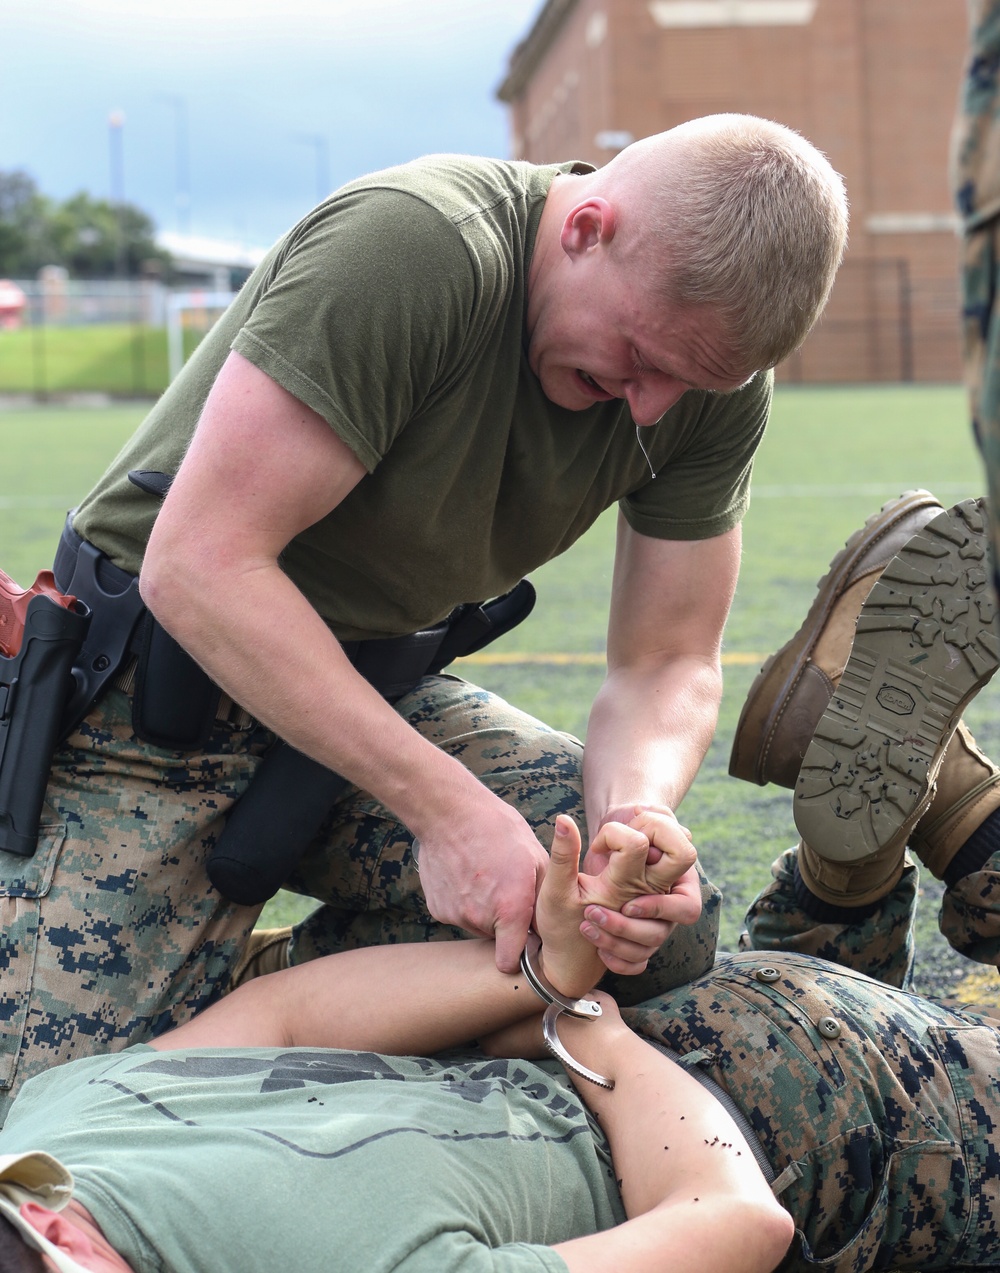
[729,490,944,785]
[793,498,1000,863]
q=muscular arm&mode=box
[140,351,548,967]
[581,516,741,970]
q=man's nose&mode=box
[626,381,687,427]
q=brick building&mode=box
[497,0,969,383]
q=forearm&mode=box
[151,938,589,1056]
[139,550,487,837]
[583,654,722,837]
[154,817,685,1055]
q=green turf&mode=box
[0,324,204,398]
[0,384,992,994]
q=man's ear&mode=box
[560,197,617,258]
[20,1201,95,1263]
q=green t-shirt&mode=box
[0,1044,625,1273]
[75,154,770,640]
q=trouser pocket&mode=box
[0,821,65,1100]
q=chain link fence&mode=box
[0,258,965,400]
[0,277,230,400]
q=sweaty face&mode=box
[527,248,751,426]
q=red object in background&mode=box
[0,280,27,330]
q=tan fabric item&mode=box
[0,1152,89,1273]
[910,723,1000,878]
[225,927,292,993]
[797,837,912,908]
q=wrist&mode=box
[397,749,490,837]
[522,934,602,1013]
[596,801,676,831]
[519,938,615,1090]
[554,1010,631,1082]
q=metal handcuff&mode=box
[520,932,615,1090]
[410,843,614,1090]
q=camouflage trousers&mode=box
[739,844,1000,989]
[0,673,720,1124]
[624,949,1000,1272]
[957,0,1000,586]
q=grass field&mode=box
[0,383,994,1001]
[0,324,204,399]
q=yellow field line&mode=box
[454,651,766,667]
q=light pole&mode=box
[295,132,330,205]
[159,93,191,235]
[108,109,127,278]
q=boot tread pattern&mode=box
[794,499,1000,862]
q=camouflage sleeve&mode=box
[956,1,1000,591]
[738,846,917,989]
[940,850,1000,965]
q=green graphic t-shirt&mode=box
[0,1044,625,1273]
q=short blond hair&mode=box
[604,115,849,371]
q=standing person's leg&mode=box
[739,846,919,988]
[791,498,999,898]
[955,0,1000,602]
[0,686,273,1124]
[285,674,721,1005]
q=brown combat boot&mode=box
[793,499,1000,900]
[225,926,292,993]
[909,721,1000,880]
[797,721,1000,904]
[730,490,945,789]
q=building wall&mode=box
[499,0,969,383]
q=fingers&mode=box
[493,913,532,974]
[548,814,584,874]
[629,809,697,880]
[621,865,703,925]
[579,864,704,972]
[533,814,583,921]
[580,904,671,973]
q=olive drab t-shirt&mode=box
[0,1044,626,1273]
[74,154,770,640]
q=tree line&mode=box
[0,169,172,281]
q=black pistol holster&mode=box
[3,490,536,907]
[0,593,90,856]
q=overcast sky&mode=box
[0,0,542,248]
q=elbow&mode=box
[138,551,185,628]
[749,1198,796,1273]
[138,534,211,644]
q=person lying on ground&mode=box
[0,808,792,1273]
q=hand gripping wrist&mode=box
[520,933,614,1090]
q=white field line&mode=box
[750,482,978,498]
